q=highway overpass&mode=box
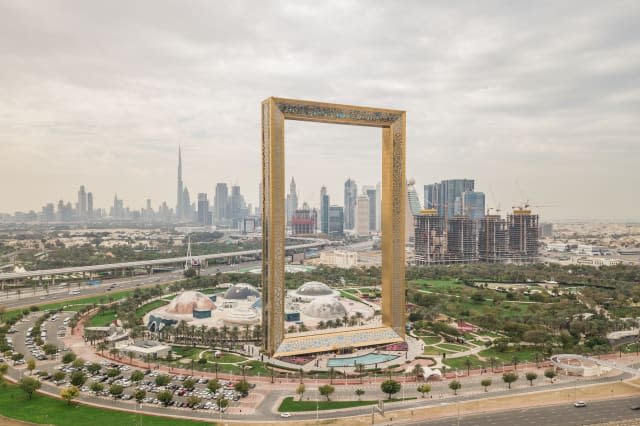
[0,238,331,283]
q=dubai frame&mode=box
[261,97,406,356]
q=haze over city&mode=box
[1,1,639,221]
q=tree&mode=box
[155,374,171,386]
[71,357,86,369]
[319,384,335,401]
[355,388,365,401]
[19,377,41,400]
[234,379,250,394]
[187,395,202,408]
[502,372,518,389]
[208,379,221,393]
[106,368,120,378]
[525,372,538,386]
[217,396,229,411]
[183,378,196,390]
[412,364,424,381]
[157,389,173,406]
[130,370,144,382]
[109,384,124,399]
[134,389,146,403]
[90,382,104,393]
[26,359,36,375]
[87,363,102,375]
[53,371,66,382]
[70,371,87,386]
[380,379,401,400]
[296,383,305,401]
[97,342,108,356]
[62,352,76,364]
[449,380,462,395]
[480,378,492,392]
[0,364,8,376]
[544,369,557,383]
[417,384,431,398]
[60,385,79,405]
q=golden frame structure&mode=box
[261,97,406,356]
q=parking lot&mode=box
[43,359,249,412]
[5,310,72,364]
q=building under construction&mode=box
[414,209,447,264]
[478,215,509,262]
[508,208,539,262]
[446,216,476,263]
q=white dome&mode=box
[224,283,260,300]
[303,297,347,319]
[296,281,334,297]
[166,291,215,314]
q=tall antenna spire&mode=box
[176,145,183,219]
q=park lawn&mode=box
[423,346,456,356]
[410,279,463,292]
[478,347,540,364]
[0,382,210,426]
[4,289,136,321]
[437,343,470,352]
[171,346,201,359]
[443,355,487,371]
[88,309,117,326]
[135,299,169,318]
[208,352,247,364]
[476,330,503,338]
[421,336,441,345]
[339,290,362,302]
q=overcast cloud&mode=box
[1,0,639,221]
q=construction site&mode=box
[414,206,539,265]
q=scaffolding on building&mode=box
[507,208,539,263]
[414,209,447,265]
[446,216,476,263]
[478,215,508,263]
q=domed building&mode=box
[293,281,338,301]
[224,283,260,300]
[166,291,216,315]
[303,297,347,319]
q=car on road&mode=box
[280,413,291,418]
[631,404,640,410]
[574,401,587,407]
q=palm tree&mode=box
[413,364,424,381]
[213,362,219,380]
[97,342,108,356]
[329,367,335,385]
[356,363,365,384]
[252,324,262,342]
[109,348,120,359]
[199,325,207,346]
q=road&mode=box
[1,260,261,310]
[406,397,640,425]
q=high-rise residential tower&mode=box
[328,205,344,238]
[197,193,211,225]
[344,178,357,230]
[214,183,228,223]
[77,185,87,217]
[355,194,370,236]
[320,186,329,234]
[87,192,93,218]
[424,179,474,219]
[176,146,184,219]
[286,177,298,226]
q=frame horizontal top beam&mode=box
[268,97,404,128]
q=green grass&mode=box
[339,290,361,302]
[423,346,456,355]
[478,347,539,364]
[135,299,168,318]
[278,396,415,412]
[421,336,441,345]
[437,343,470,352]
[410,279,463,292]
[87,309,117,326]
[0,382,210,426]
[205,352,247,363]
[443,355,487,370]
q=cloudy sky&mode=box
[1,1,639,221]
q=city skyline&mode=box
[1,2,639,221]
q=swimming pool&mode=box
[327,353,398,367]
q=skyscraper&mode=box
[424,179,474,219]
[176,146,183,219]
[344,178,357,230]
[197,193,211,225]
[320,186,329,234]
[328,205,344,238]
[414,209,446,264]
[355,194,370,236]
[478,215,508,263]
[87,192,93,218]
[77,185,87,217]
[366,188,377,232]
[286,177,298,226]
[508,208,539,262]
[214,183,228,223]
[460,191,485,221]
[229,185,246,220]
